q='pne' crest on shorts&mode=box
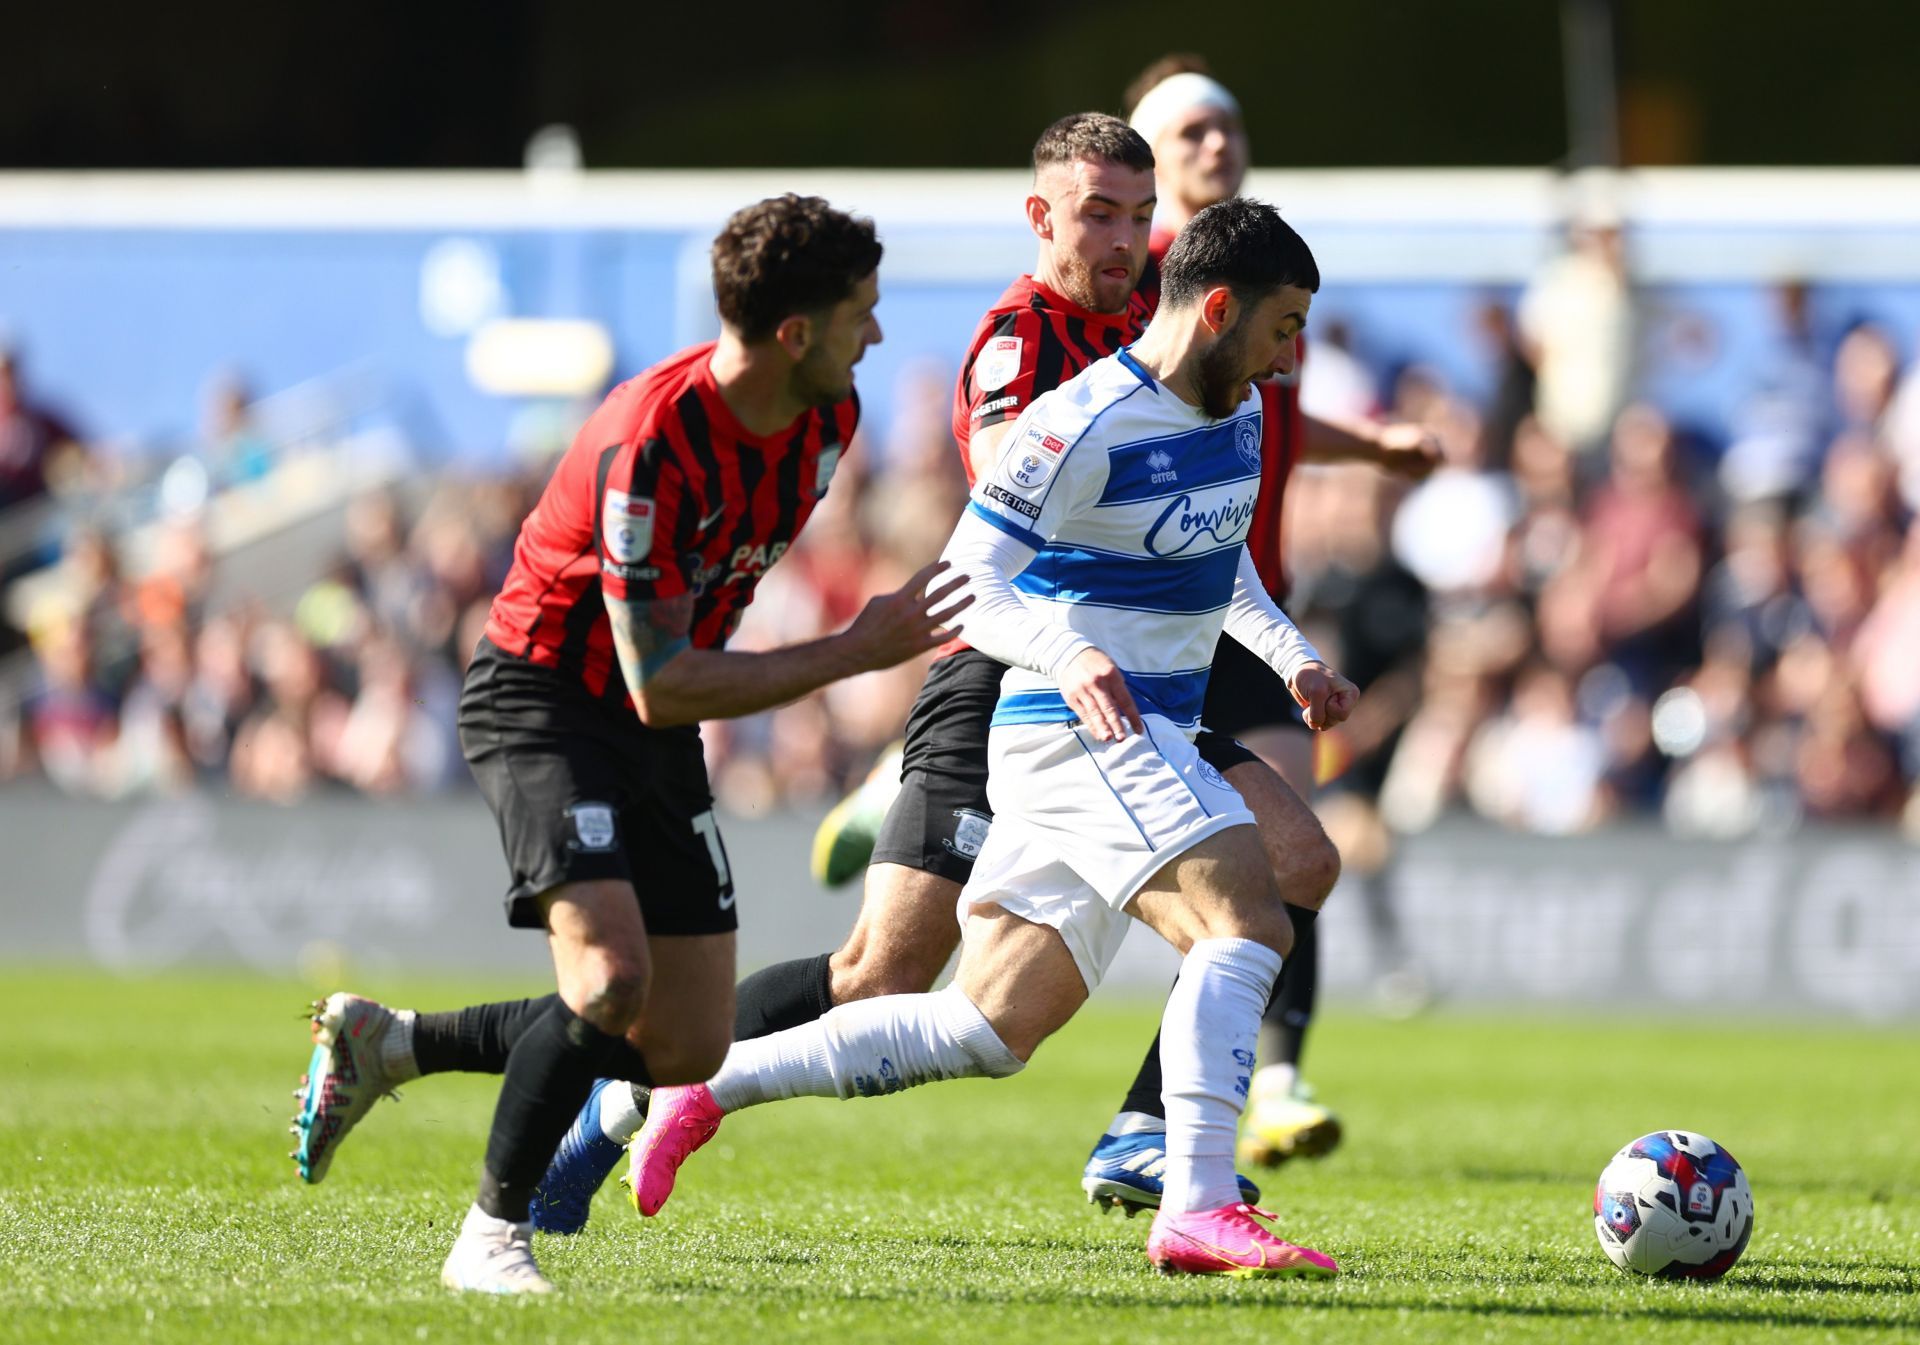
[946,808,992,859]
[567,802,618,852]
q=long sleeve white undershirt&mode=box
[939,510,1092,679]
[939,509,1323,686]
[1223,547,1324,683]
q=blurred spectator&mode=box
[1473,300,1538,470]
[1390,396,1519,596]
[1700,501,1812,673]
[26,620,116,795]
[201,373,274,487]
[1794,676,1903,819]
[1883,334,1920,511]
[1538,404,1703,690]
[1298,321,1379,425]
[1831,321,1900,434]
[1719,280,1829,504]
[1464,661,1609,834]
[1506,415,1582,598]
[111,620,198,795]
[0,348,84,509]
[1518,218,1635,456]
[1852,527,1920,773]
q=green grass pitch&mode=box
[1,969,1915,1343]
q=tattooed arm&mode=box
[606,561,972,728]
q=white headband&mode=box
[1128,72,1242,153]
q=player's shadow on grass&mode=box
[1739,1264,1919,1296]
[1119,1293,1912,1331]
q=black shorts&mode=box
[869,647,1261,885]
[458,638,737,937]
[1202,636,1309,739]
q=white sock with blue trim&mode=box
[708,984,1023,1112]
[1158,937,1283,1214]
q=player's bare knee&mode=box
[1281,830,1341,910]
[1206,891,1295,960]
[565,958,650,1034]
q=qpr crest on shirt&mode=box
[602,489,655,563]
[1237,418,1261,472]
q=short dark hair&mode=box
[1159,198,1320,309]
[711,194,883,342]
[1031,112,1154,177]
[1123,53,1215,119]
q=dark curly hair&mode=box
[711,194,883,342]
[1160,197,1320,308]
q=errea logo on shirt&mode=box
[1148,449,1178,484]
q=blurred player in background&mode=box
[286,195,969,1295]
[633,198,1353,1278]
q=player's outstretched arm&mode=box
[1301,413,1442,479]
[607,561,972,727]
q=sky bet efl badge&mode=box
[1007,448,1052,488]
[974,336,1023,392]
[602,488,654,563]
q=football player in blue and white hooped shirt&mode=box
[645,200,1358,1279]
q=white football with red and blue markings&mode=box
[1593,1130,1754,1279]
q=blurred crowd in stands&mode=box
[4,240,1919,841]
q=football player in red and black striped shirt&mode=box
[287,195,968,1295]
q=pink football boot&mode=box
[625,1083,726,1216]
[1146,1203,1340,1278]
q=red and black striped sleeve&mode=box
[960,306,1047,435]
[596,433,695,606]
[1246,380,1304,602]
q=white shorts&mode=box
[958,714,1255,990]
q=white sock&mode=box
[1159,937,1283,1215]
[380,1009,420,1083]
[597,1081,646,1142]
[1107,1110,1166,1137]
[1250,1062,1298,1102]
[707,984,1023,1112]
